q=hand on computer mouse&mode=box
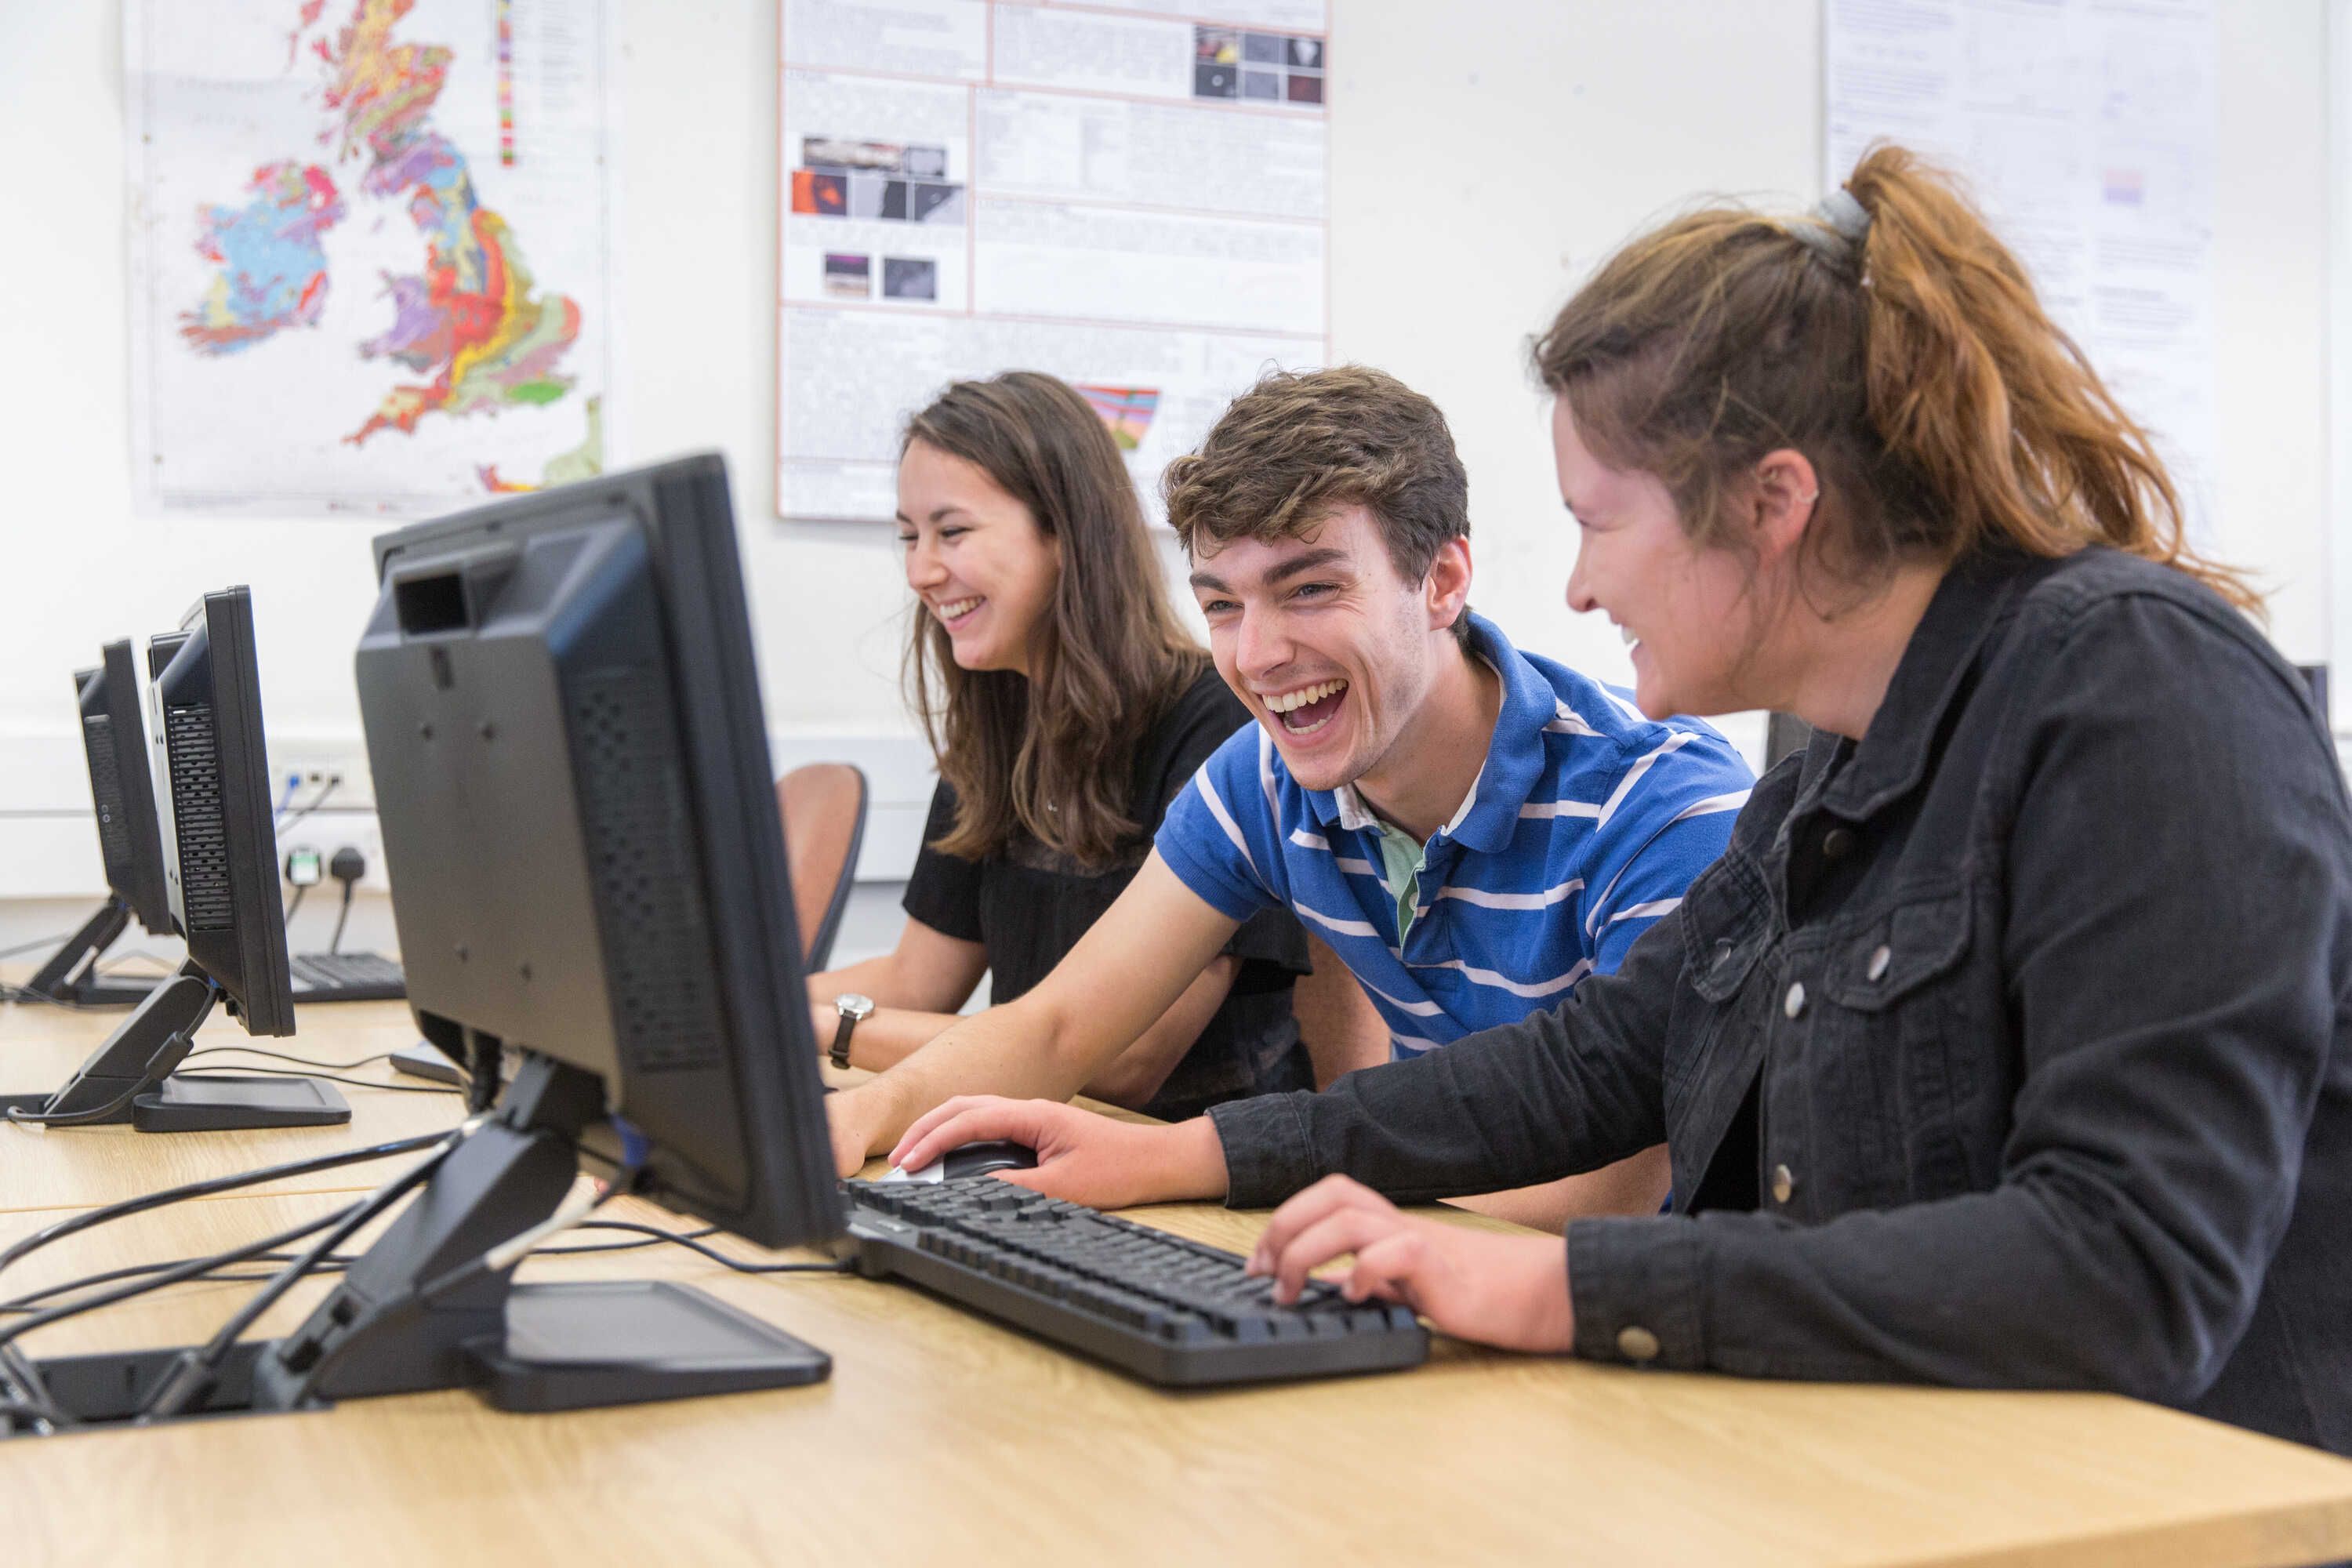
[889,1096,1229,1210]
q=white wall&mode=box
[0,0,2336,933]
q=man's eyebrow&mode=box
[1262,546,1350,586]
[1187,569,1230,593]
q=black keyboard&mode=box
[845,1178,1428,1387]
[286,950,406,1004]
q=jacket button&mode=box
[1616,1325,1662,1363]
[1772,1163,1796,1204]
[1821,827,1855,860]
[1867,945,1892,982]
[1783,981,1806,1019]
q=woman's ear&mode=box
[1750,448,1822,567]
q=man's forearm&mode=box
[855,999,1103,1152]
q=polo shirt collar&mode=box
[1306,611,1550,855]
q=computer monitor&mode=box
[24,642,177,1006]
[230,452,841,1414]
[2,590,347,1134]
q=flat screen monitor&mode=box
[148,590,296,1037]
[355,452,840,1249]
[189,453,845,1419]
[5,590,343,1134]
[76,640,173,935]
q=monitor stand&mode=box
[8,1055,827,1437]
[0,961,350,1133]
[250,1054,829,1414]
[22,896,159,1007]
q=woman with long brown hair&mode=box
[806,370,1313,1120]
[884,149,2352,1454]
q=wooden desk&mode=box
[2,1017,2351,1566]
[0,995,463,1213]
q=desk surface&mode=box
[0,995,463,1212]
[3,1004,2351,1567]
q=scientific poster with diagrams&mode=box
[776,0,1330,522]
[1826,0,2218,538]
[126,0,616,514]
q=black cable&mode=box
[0,1202,363,1425]
[177,1065,461,1096]
[0,1217,840,1418]
[552,1219,855,1276]
[0,1225,726,1317]
[328,882,354,956]
[0,932,74,962]
[183,1047,397,1073]
[275,777,340,833]
[142,1130,470,1418]
[5,1076,156,1128]
[282,883,308,927]
[0,1253,366,1316]
[0,1341,61,1430]
[544,1221,721,1255]
[0,982,128,1014]
[0,1203,360,1359]
[0,1129,454,1287]
[93,952,177,979]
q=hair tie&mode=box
[1791,187,1871,271]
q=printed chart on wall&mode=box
[1826,0,2217,540]
[777,0,1330,522]
[127,0,616,515]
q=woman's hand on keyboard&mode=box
[889,1097,1230,1210]
[1245,1174,1577,1353]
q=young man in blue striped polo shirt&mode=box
[827,366,1751,1223]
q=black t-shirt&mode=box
[901,666,1312,1120]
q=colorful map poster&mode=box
[128,0,616,515]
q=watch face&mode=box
[838,992,875,1021]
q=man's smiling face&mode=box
[1189,505,1453,794]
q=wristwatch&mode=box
[829,993,874,1070]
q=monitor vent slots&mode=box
[569,666,724,1075]
[165,702,234,932]
[83,714,133,869]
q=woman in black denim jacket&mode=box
[887,146,2352,1455]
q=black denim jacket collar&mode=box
[1817,550,2047,823]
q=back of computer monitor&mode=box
[77,639,174,935]
[358,452,841,1252]
[150,590,296,1037]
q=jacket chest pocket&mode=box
[1667,856,1776,1126]
[1806,887,1984,1200]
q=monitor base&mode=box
[131,1074,350,1132]
[0,971,349,1134]
[23,896,155,1008]
[40,976,161,1008]
[465,1280,831,1412]
[389,1040,465,1084]
[3,1284,827,1436]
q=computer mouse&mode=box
[939,1138,1039,1180]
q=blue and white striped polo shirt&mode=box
[1155,612,1754,1059]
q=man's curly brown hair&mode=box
[1162,366,1473,644]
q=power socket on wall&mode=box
[277,812,393,895]
[267,739,378,811]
